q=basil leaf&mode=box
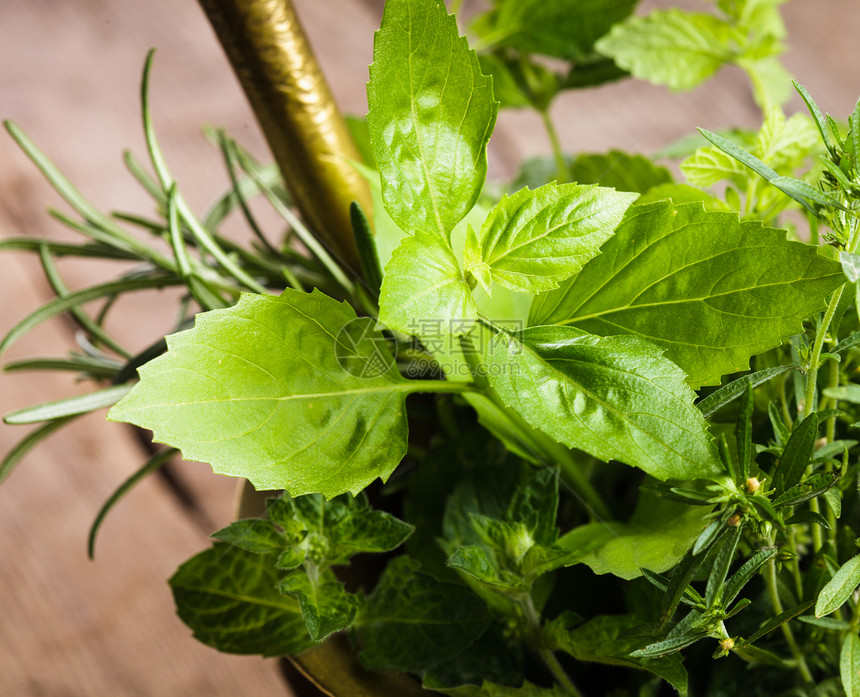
[367,0,497,239]
[379,231,477,337]
[816,554,860,618]
[596,10,735,91]
[358,557,492,672]
[109,290,410,498]
[485,326,721,481]
[472,183,635,294]
[169,543,312,656]
[530,202,844,387]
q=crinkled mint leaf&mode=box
[358,557,492,672]
[473,183,636,294]
[169,543,312,657]
[335,508,414,555]
[109,289,410,498]
[279,570,360,642]
[596,10,735,91]
[472,0,637,62]
[424,676,568,697]
[379,232,477,337]
[448,545,528,592]
[486,326,722,481]
[545,613,688,696]
[530,202,845,387]
[211,518,285,556]
[367,0,497,239]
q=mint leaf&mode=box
[545,613,688,696]
[472,0,637,61]
[335,508,414,555]
[448,545,528,592]
[367,0,497,239]
[358,557,492,672]
[169,543,312,656]
[109,290,410,498]
[379,232,477,336]
[211,518,285,555]
[424,677,567,697]
[486,327,722,481]
[530,202,845,387]
[557,492,711,580]
[279,571,360,642]
[471,183,636,294]
[596,10,734,91]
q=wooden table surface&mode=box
[0,0,858,694]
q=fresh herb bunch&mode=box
[3,0,860,695]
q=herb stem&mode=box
[764,540,814,684]
[521,595,583,697]
[540,108,569,184]
[804,217,860,416]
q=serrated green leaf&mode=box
[842,634,860,697]
[545,614,688,695]
[169,543,312,656]
[211,518,285,555]
[379,232,477,337]
[681,146,745,188]
[507,467,558,548]
[486,326,721,481]
[279,571,360,642]
[474,183,635,293]
[335,508,414,555]
[424,677,566,697]
[529,202,844,387]
[816,554,860,618]
[109,290,413,498]
[358,557,492,672]
[473,0,637,62]
[448,545,527,592]
[567,151,674,193]
[367,0,497,239]
[596,10,735,91]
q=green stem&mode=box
[764,540,814,684]
[804,217,860,416]
[457,336,611,520]
[521,595,583,697]
[540,108,569,184]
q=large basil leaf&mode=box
[530,201,844,387]
[485,326,722,481]
[367,0,497,239]
[109,289,411,498]
[169,543,312,657]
